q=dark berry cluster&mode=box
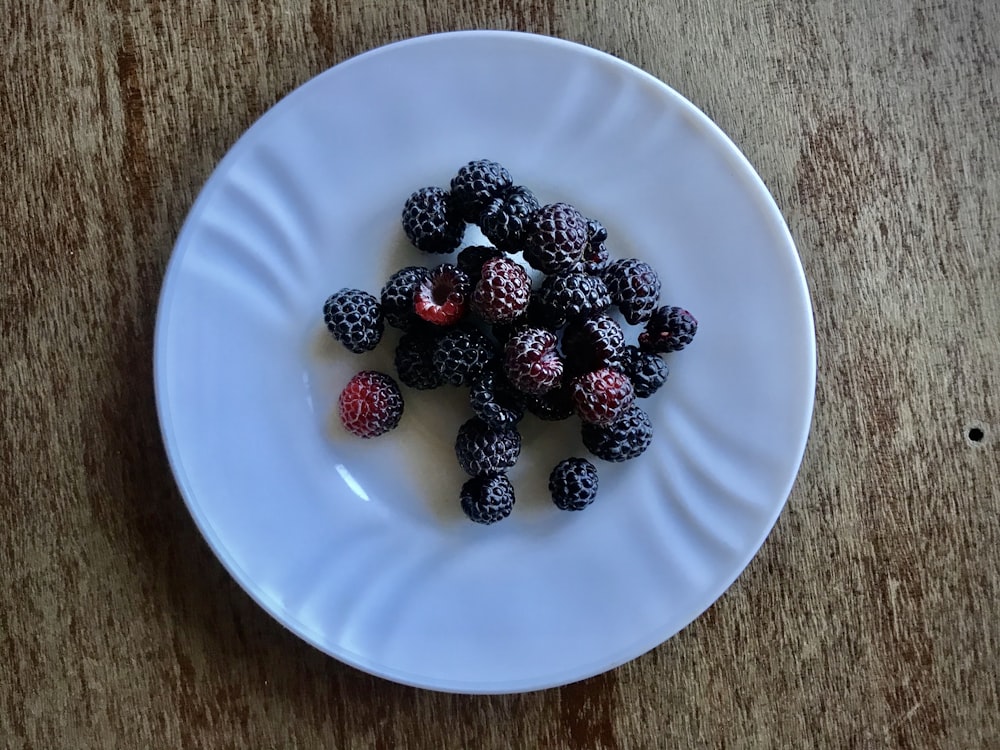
[321,160,698,524]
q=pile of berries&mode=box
[323,160,697,524]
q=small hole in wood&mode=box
[968,427,984,443]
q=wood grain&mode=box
[2,1,998,747]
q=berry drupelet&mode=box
[394,331,442,390]
[469,368,525,430]
[578,219,611,275]
[457,245,504,284]
[530,272,611,329]
[561,314,626,375]
[523,385,575,422]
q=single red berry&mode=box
[570,367,635,425]
[472,257,532,324]
[337,371,405,438]
[503,327,563,395]
[414,263,471,326]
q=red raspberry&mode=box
[472,257,532,324]
[338,371,404,438]
[414,264,471,326]
[503,327,563,395]
[570,367,635,425]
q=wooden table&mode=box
[4,2,998,747]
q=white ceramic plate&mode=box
[155,31,815,693]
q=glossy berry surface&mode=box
[638,306,698,353]
[381,266,430,331]
[622,345,669,398]
[401,187,465,254]
[479,185,540,252]
[549,458,599,511]
[503,327,563,395]
[522,385,575,422]
[432,327,496,386]
[469,368,525,430]
[457,245,504,283]
[323,288,384,353]
[394,332,442,390]
[603,258,662,325]
[571,367,635,425]
[338,371,404,438]
[414,264,471,326]
[531,272,611,329]
[581,405,653,462]
[523,202,589,274]
[454,417,522,477]
[561,314,626,375]
[450,159,513,222]
[460,474,515,524]
[472,257,532,324]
